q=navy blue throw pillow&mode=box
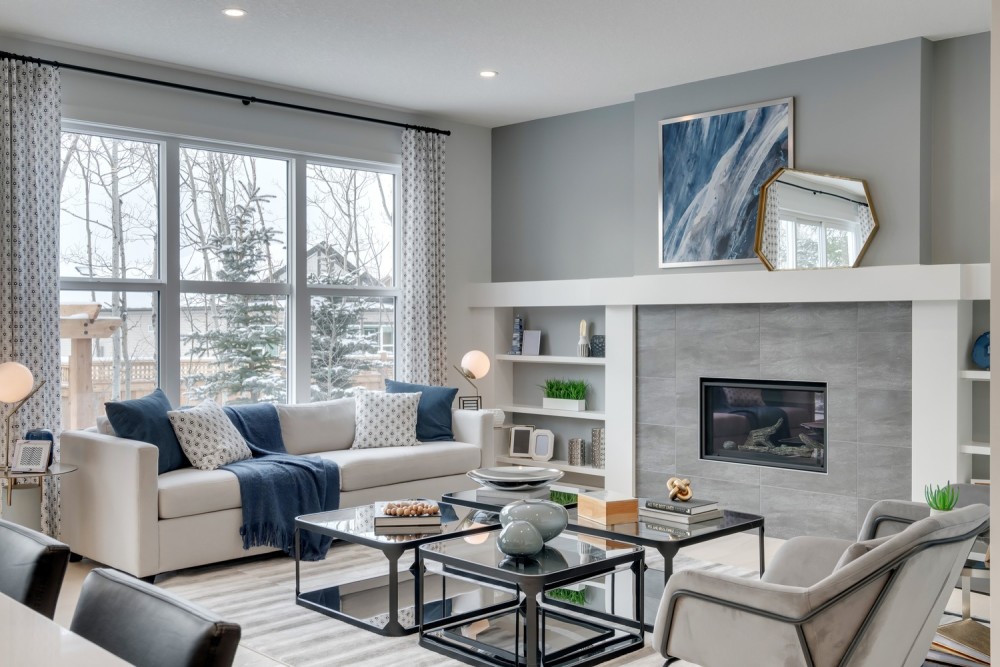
[105,388,189,474]
[385,380,458,442]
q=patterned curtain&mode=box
[761,183,781,266]
[857,202,875,239]
[399,129,447,385]
[0,59,62,535]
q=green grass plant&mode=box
[924,481,959,511]
[540,378,589,400]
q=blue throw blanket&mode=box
[222,404,340,561]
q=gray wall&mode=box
[492,35,990,280]
[492,103,634,282]
[931,33,991,264]
[635,302,912,540]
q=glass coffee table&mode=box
[294,501,502,636]
[417,530,645,667]
[444,489,765,629]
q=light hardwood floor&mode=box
[53,533,988,667]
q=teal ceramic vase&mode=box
[499,499,569,542]
[496,520,544,557]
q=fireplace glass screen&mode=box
[701,378,827,473]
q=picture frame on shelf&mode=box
[509,426,534,458]
[10,439,51,473]
[659,97,793,268]
[529,429,555,462]
[522,330,541,356]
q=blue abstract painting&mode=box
[659,98,792,267]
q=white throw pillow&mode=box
[167,400,252,470]
[352,390,421,449]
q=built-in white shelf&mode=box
[959,441,991,456]
[496,456,607,477]
[496,354,606,366]
[959,369,990,381]
[498,404,606,420]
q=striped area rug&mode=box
[156,543,756,667]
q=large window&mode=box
[59,126,398,428]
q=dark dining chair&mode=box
[0,518,70,618]
[71,568,241,667]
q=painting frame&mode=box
[658,97,794,269]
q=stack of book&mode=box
[373,500,443,535]
[475,485,551,506]
[638,497,722,525]
[927,619,990,666]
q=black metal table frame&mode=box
[443,493,765,630]
[294,516,497,636]
[417,538,645,667]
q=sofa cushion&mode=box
[315,441,481,492]
[158,468,242,519]
[105,388,189,475]
[834,534,893,570]
[385,380,458,441]
[277,399,355,455]
[352,391,421,449]
[168,400,252,471]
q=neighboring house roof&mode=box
[271,241,387,287]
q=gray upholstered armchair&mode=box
[653,502,989,667]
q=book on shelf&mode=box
[475,486,551,503]
[643,497,719,515]
[638,507,723,525]
[931,619,990,665]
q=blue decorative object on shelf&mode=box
[972,331,990,370]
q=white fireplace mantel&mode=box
[465,263,989,308]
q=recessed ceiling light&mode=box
[223,8,247,17]
[479,70,498,79]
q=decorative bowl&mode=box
[467,466,564,491]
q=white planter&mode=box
[542,397,586,412]
[929,508,951,517]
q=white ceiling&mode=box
[0,0,990,128]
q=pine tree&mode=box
[186,186,286,403]
[309,274,382,400]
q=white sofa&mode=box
[59,398,491,579]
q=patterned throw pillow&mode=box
[352,391,422,449]
[167,400,253,471]
[722,387,765,407]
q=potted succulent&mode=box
[924,481,959,516]
[540,378,589,412]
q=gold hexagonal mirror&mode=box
[755,168,878,270]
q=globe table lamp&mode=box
[0,362,45,471]
[454,350,490,410]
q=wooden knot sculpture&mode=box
[667,477,693,501]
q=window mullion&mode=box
[292,158,310,404]
[161,137,182,406]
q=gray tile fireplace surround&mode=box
[635,302,912,541]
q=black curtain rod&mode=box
[0,50,451,136]
[775,179,868,207]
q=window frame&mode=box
[59,121,400,410]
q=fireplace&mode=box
[700,378,827,473]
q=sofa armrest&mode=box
[60,429,160,578]
[452,410,492,451]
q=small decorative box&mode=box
[577,490,638,525]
